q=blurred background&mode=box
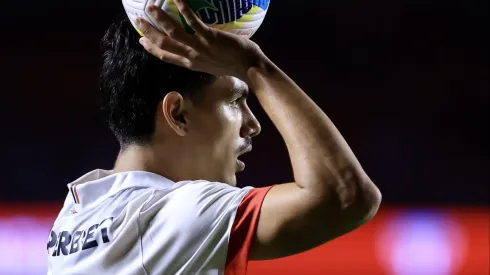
[0,0,488,274]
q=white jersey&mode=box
[47,169,272,275]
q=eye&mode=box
[230,97,243,107]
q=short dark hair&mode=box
[99,17,217,147]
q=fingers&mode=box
[139,37,192,68]
[173,0,210,35]
[137,18,195,58]
[135,2,212,68]
[144,5,198,46]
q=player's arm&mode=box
[136,0,381,260]
[245,57,381,260]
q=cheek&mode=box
[193,106,241,144]
[209,107,242,155]
[220,103,241,121]
[216,106,242,140]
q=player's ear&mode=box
[162,91,188,136]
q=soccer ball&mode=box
[122,0,270,39]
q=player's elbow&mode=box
[310,184,381,248]
[351,181,381,224]
[311,165,381,223]
[336,178,381,230]
[317,177,381,233]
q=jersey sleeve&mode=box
[138,181,269,275]
[225,186,275,275]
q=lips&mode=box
[236,159,246,172]
[238,145,252,157]
[236,145,252,172]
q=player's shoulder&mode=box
[174,180,252,199]
[143,180,254,214]
[136,180,255,237]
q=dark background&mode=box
[0,0,488,204]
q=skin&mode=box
[114,76,260,186]
[120,0,381,261]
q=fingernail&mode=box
[136,18,142,26]
[139,37,146,45]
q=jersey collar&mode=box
[66,169,175,207]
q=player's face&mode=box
[185,76,261,186]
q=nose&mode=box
[241,110,261,138]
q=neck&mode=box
[113,144,185,182]
[113,146,152,172]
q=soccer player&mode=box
[47,1,381,274]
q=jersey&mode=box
[46,169,272,275]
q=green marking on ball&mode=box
[179,0,218,33]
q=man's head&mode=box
[100,18,261,186]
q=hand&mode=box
[136,0,264,81]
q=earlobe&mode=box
[162,92,188,137]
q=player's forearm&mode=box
[247,55,380,208]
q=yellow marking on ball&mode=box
[212,21,244,31]
[168,5,179,15]
[136,27,145,37]
[247,6,261,14]
[240,14,252,21]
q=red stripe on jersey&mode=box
[73,184,81,204]
[225,186,274,275]
[69,185,77,203]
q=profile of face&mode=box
[158,76,261,186]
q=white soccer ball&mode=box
[122,0,270,39]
